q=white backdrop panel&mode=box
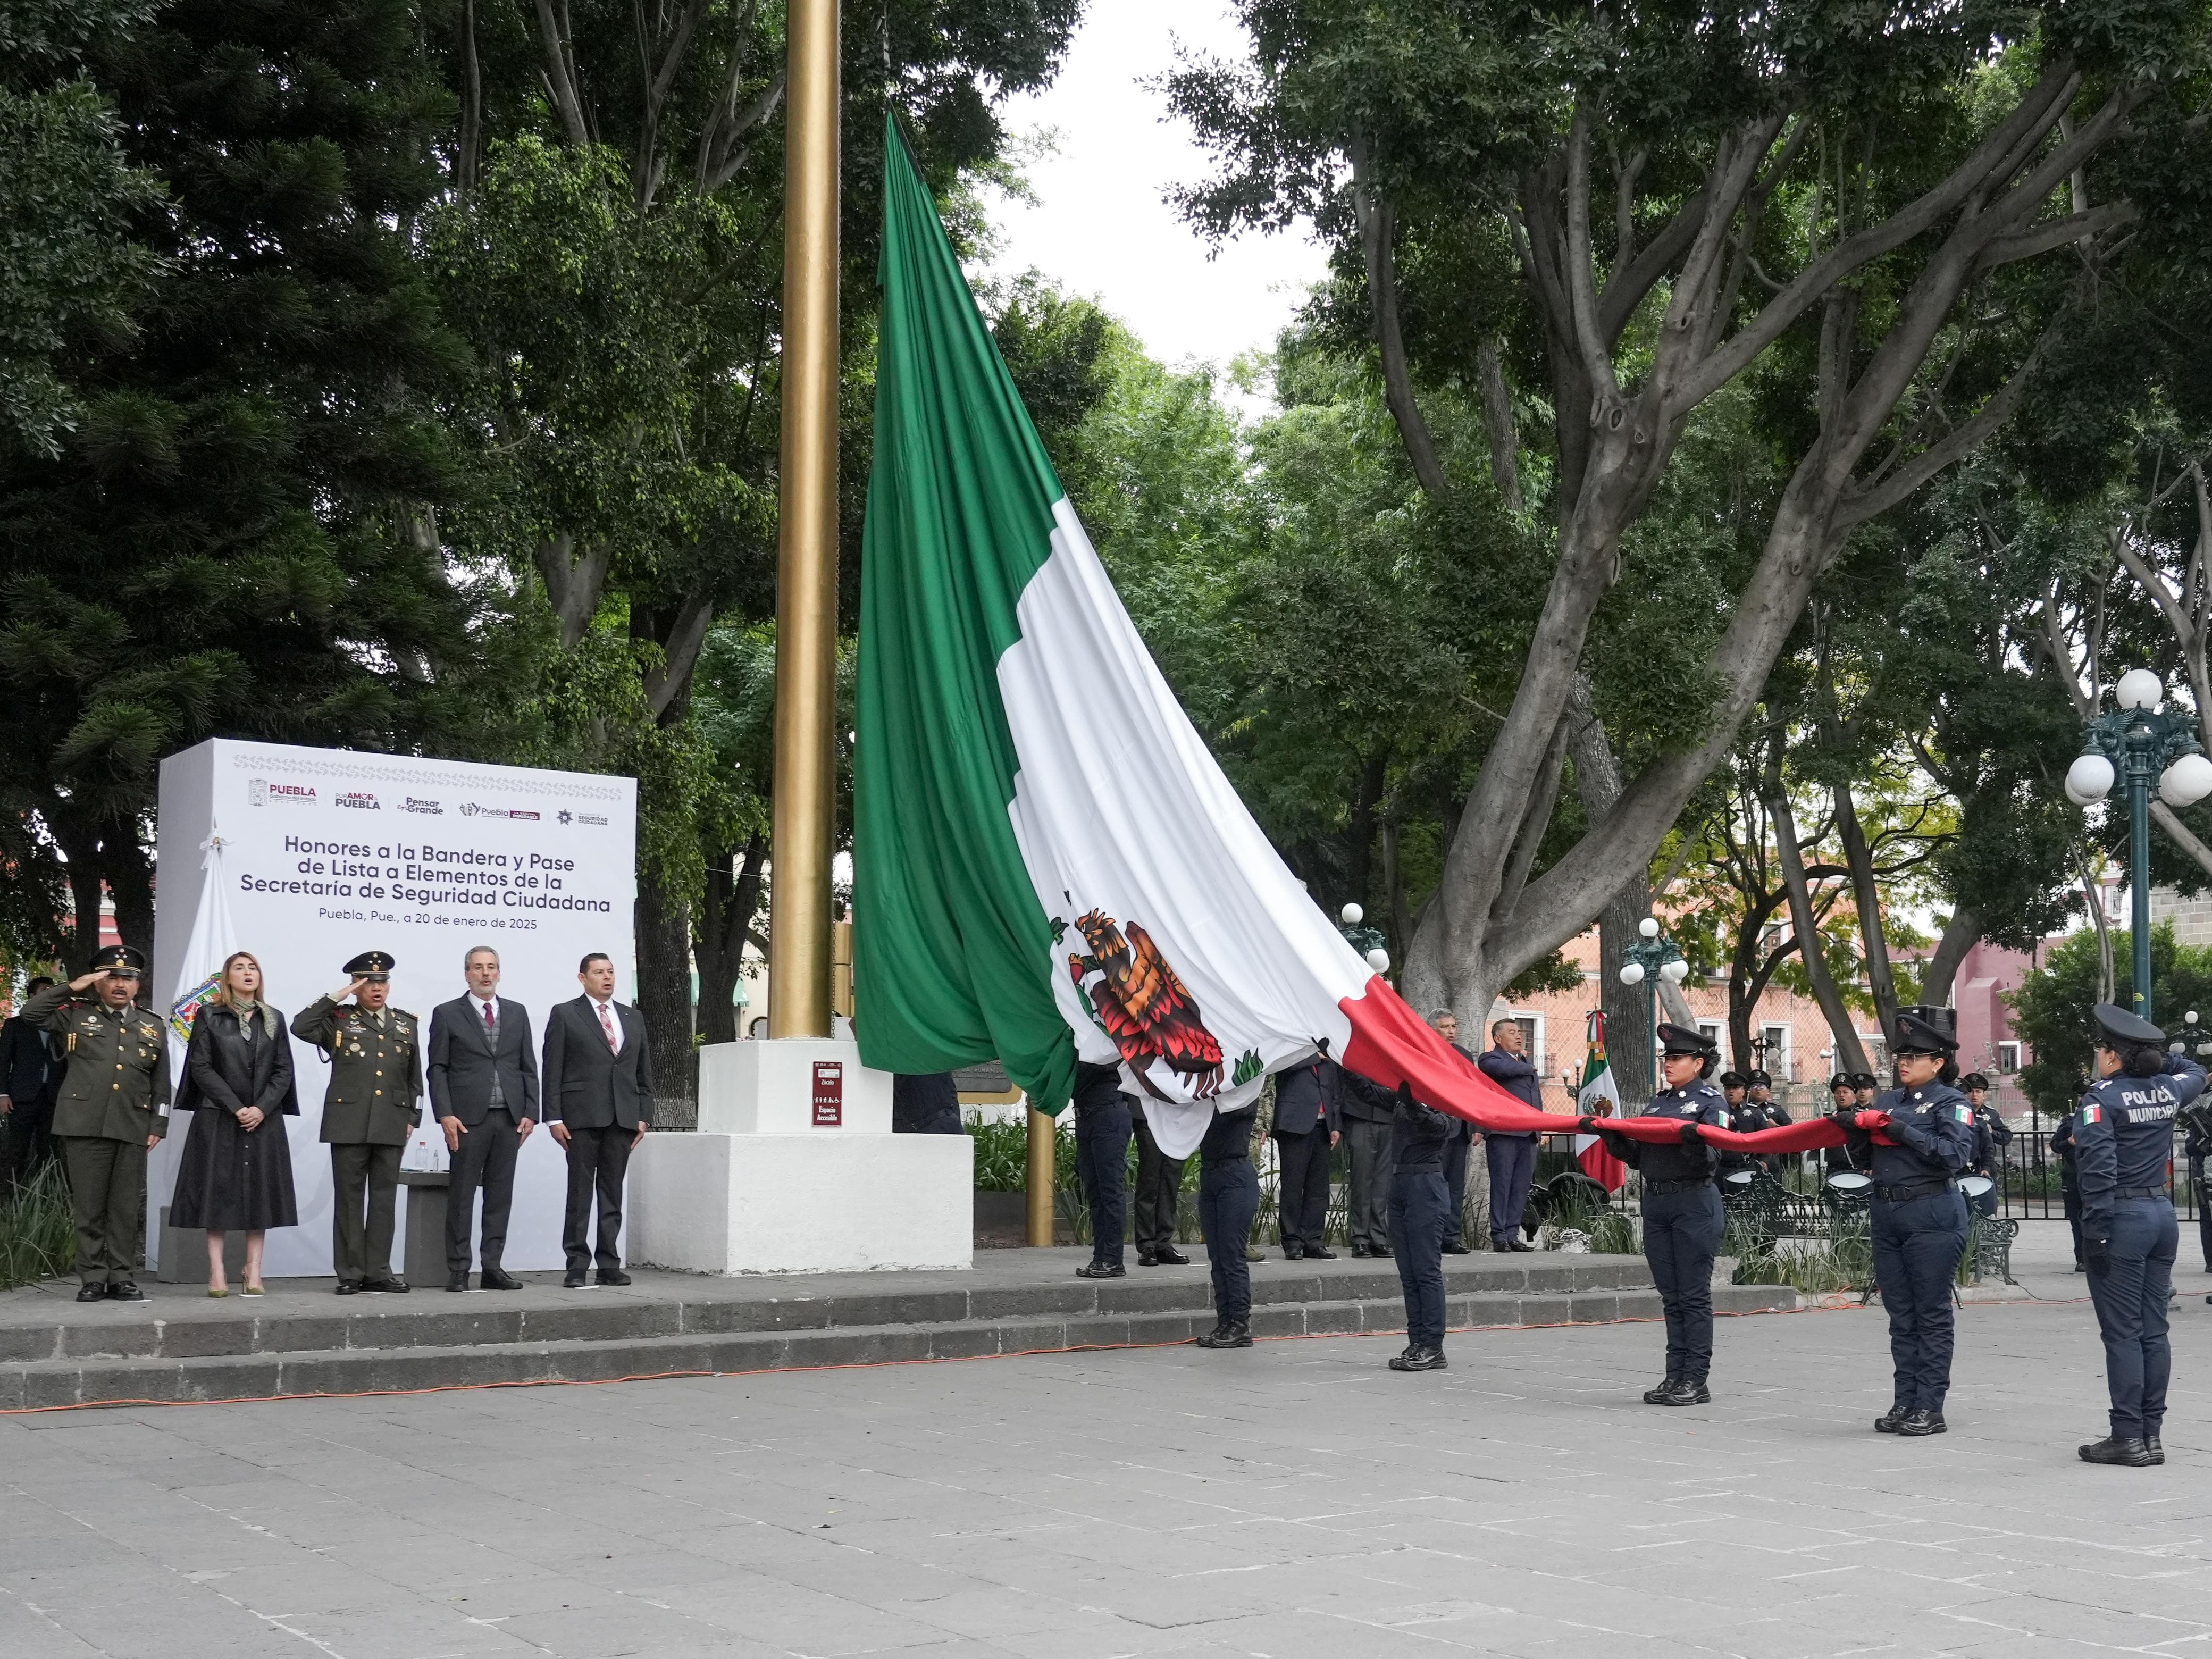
[152,739,638,1276]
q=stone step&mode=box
[0,1253,1664,1367]
[0,1281,1799,1410]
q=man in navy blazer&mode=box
[542,953,652,1287]
[427,946,539,1291]
[1476,1019,1541,1253]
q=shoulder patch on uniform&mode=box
[2082,1103,2103,1125]
[1954,1104,1973,1124]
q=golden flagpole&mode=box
[768,0,841,1040]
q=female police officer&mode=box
[1839,1006,1975,1437]
[1589,1024,1729,1406]
[2073,1003,2207,1467]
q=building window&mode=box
[1996,1041,2021,1074]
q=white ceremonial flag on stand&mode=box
[165,826,240,1071]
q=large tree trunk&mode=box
[1564,677,1655,1101]
[1769,786,1869,1075]
[106,825,156,988]
[1832,783,1900,1033]
[693,831,766,1046]
[636,866,696,1122]
[1917,905,1981,1008]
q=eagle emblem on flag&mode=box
[1066,909,1225,1096]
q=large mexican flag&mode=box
[851,118,1840,1164]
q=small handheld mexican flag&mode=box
[1572,1012,1627,1191]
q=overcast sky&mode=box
[977,3,1334,385]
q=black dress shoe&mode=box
[1440,1241,1471,1254]
[1643,1377,1680,1404]
[1874,1402,1910,1433]
[2080,1435,2156,1465]
[1660,1378,1710,1406]
[1074,1261,1125,1279]
[1349,1243,1372,1259]
[1280,1243,1304,1261]
[596,1269,631,1286]
[1388,1345,1448,1371]
[481,1268,523,1290]
[106,1280,146,1302]
[563,1270,588,1289]
[334,1279,363,1296]
[2147,1434,2166,1464]
[1305,1245,1336,1260]
[1897,1409,1946,1436]
[446,1272,470,1292]
[1492,1238,1515,1253]
[1195,1320,1252,1348]
[362,1277,409,1294]
[1153,1245,1189,1266]
[1370,1244,1393,1259]
[76,1283,106,1303]
[1137,1250,1159,1267]
[1507,1238,1535,1253]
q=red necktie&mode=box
[482,1000,497,1041]
[598,1001,617,1051]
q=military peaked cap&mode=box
[1657,1022,1717,1058]
[345,950,396,978]
[2093,1002,2164,1050]
[1891,1004,1959,1057]
[88,944,145,975]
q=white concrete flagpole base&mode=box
[627,1038,974,1275]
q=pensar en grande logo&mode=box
[249,778,316,807]
[334,791,381,810]
[402,797,443,815]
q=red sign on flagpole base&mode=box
[812,1061,844,1127]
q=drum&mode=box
[1959,1174,1994,1200]
[1826,1170,1873,1194]
[1723,1169,1755,1187]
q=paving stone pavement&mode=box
[5,1222,2210,1659]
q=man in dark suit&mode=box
[542,952,652,1288]
[427,945,538,1291]
[1428,1010,1479,1253]
[0,976,63,1188]
[1339,1065,1397,1258]
[1270,1055,1340,1260]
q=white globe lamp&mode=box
[1364,947,1390,973]
[1341,902,1364,926]
[1637,917,1660,940]
[2161,752,2212,809]
[1660,957,1690,984]
[1619,961,1646,986]
[2066,752,2116,805]
[2116,668,2164,711]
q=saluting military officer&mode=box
[292,952,422,1295]
[22,945,169,1302]
[2072,1003,2207,1467]
[1838,1006,1975,1437]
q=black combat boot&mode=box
[2079,1436,2156,1466]
[2146,1433,2165,1465]
[1874,1402,1911,1434]
[1643,1376,1681,1404]
[1389,1345,1447,1371]
[1897,1409,1946,1436]
[1195,1320,1251,1350]
[1660,1377,1710,1406]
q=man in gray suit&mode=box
[427,946,539,1291]
[542,953,652,1288]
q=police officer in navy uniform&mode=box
[1588,1024,1729,1405]
[2074,1003,2207,1467]
[1958,1072,2009,1219]
[1840,1006,1974,1437]
[1717,1071,1761,1178]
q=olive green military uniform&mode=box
[292,995,423,1283]
[23,983,170,1288]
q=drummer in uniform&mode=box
[1958,1071,2009,1218]
[1837,1007,1974,1437]
[22,946,170,1301]
[291,951,422,1295]
[2072,1003,2206,1466]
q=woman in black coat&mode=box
[171,951,298,1294]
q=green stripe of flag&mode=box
[851,115,1079,1113]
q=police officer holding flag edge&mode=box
[1584,1024,1729,1406]
[1834,1006,1974,1437]
[2073,1003,2206,1466]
